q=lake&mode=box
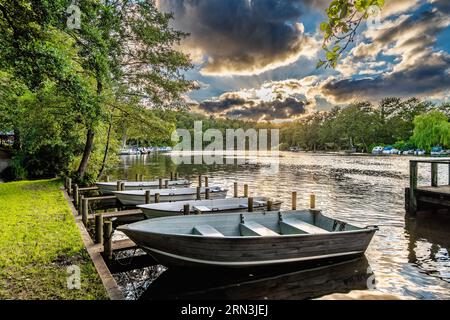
[110,152,450,300]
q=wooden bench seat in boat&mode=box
[240,221,280,237]
[192,205,212,212]
[193,225,225,237]
[280,218,329,235]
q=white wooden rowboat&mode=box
[118,210,378,268]
[137,197,282,219]
[96,179,191,195]
[113,186,228,206]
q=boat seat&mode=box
[193,225,225,237]
[240,221,280,237]
[280,218,329,235]
[192,205,212,212]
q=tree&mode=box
[318,0,385,68]
[411,111,450,151]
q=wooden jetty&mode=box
[406,159,450,214]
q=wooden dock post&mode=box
[159,178,163,189]
[267,200,273,211]
[248,197,254,212]
[145,190,151,204]
[170,171,174,181]
[103,221,113,261]
[78,195,83,213]
[120,182,125,191]
[116,180,122,191]
[165,179,169,188]
[409,161,418,214]
[234,182,238,198]
[431,162,438,187]
[183,204,190,215]
[175,172,179,180]
[198,175,202,187]
[310,194,316,209]
[205,176,209,187]
[292,192,297,210]
[205,187,210,200]
[244,184,248,198]
[140,175,144,182]
[67,178,72,196]
[82,198,89,226]
[95,214,103,244]
[135,173,139,181]
[154,193,160,203]
[196,186,201,200]
[73,184,79,207]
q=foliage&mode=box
[0,179,107,299]
[411,110,450,152]
[318,0,385,68]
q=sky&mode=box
[157,0,450,121]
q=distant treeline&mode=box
[166,97,449,153]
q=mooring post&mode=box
[67,178,72,196]
[73,184,79,207]
[135,173,139,181]
[145,190,151,204]
[82,198,89,226]
[292,192,297,210]
[159,178,163,189]
[205,176,209,187]
[141,175,145,182]
[165,179,169,189]
[198,175,202,188]
[431,162,438,187]
[95,214,104,244]
[154,193,160,203]
[170,171,174,181]
[116,180,122,191]
[310,194,316,209]
[244,184,248,198]
[196,186,201,200]
[409,160,418,214]
[234,182,238,198]
[120,182,125,191]
[175,172,179,180]
[205,188,210,200]
[103,221,113,261]
[248,197,254,212]
[267,200,273,211]
[183,204,190,215]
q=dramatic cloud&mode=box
[158,0,320,76]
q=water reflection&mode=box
[140,258,372,300]
[109,152,450,299]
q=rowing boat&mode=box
[137,197,282,218]
[96,179,191,194]
[118,210,377,268]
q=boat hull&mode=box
[115,190,228,206]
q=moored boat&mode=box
[96,179,191,195]
[118,210,378,268]
[113,186,228,206]
[137,197,282,219]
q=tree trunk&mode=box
[77,129,95,178]
[97,114,113,179]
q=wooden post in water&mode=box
[431,162,438,187]
[120,182,125,191]
[103,221,113,261]
[205,188,210,200]
[196,186,201,200]
[105,175,110,182]
[73,184,79,207]
[165,179,169,189]
[205,176,209,187]
[183,204,190,215]
[267,200,273,211]
[95,214,103,244]
[135,173,139,181]
[67,178,72,196]
[154,193,160,203]
[170,171,174,181]
[310,194,316,209]
[82,198,89,226]
[244,184,248,198]
[198,175,202,188]
[140,175,144,182]
[145,190,151,204]
[159,178,163,189]
[409,160,418,214]
[292,192,297,210]
[175,172,179,180]
[116,180,122,191]
[248,197,254,212]
[234,182,238,198]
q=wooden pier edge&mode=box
[62,188,124,300]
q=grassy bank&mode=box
[0,179,108,299]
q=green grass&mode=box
[0,179,108,299]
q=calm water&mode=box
[110,152,450,300]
